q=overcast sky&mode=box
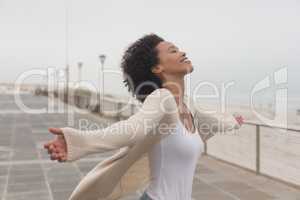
[0,0,299,98]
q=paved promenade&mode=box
[0,94,299,200]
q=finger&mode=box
[49,144,55,151]
[51,148,58,154]
[47,148,52,155]
[57,154,62,162]
[238,118,244,125]
[58,152,65,159]
[48,149,58,156]
[55,141,64,149]
[52,153,59,160]
[44,139,56,148]
[236,117,242,123]
[48,128,63,135]
[52,146,61,154]
[55,144,65,152]
[61,154,67,162]
[56,141,67,153]
[58,153,65,162]
[49,145,59,155]
[44,140,55,149]
[44,143,50,149]
[58,157,66,163]
[55,148,61,154]
[50,154,56,160]
[235,116,242,122]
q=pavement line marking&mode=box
[0,110,25,114]
[0,158,106,166]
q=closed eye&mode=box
[168,45,179,53]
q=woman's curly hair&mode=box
[121,34,164,103]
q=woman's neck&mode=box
[162,78,185,109]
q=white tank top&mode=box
[145,119,205,200]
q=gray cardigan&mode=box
[61,88,241,200]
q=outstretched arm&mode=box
[194,109,244,142]
[44,88,177,162]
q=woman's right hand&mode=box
[44,128,68,162]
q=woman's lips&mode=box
[180,57,191,63]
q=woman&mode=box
[44,34,244,200]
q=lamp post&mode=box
[65,65,69,104]
[98,54,106,114]
[77,62,83,82]
[64,0,69,105]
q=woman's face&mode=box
[153,41,194,77]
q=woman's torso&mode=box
[144,119,204,200]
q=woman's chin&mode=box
[185,65,194,74]
[178,63,194,74]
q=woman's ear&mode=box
[151,65,163,74]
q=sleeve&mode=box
[60,88,177,162]
[194,109,241,141]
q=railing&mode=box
[245,121,300,175]
[35,87,300,189]
[35,87,140,120]
[205,120,300,189]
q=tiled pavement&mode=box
[0,94,299,200]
